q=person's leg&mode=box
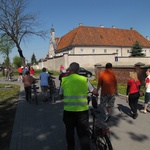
[63,111,76,150]
[128,94,135,113]
[76,111,90,150]
[24,87,29,101]
[41,86,46,101]
[130,93,139,119]
[105,94,115,122]
[28,86,32,101]
[45,86,48,100]
[140,92,150,113]
[128,93,139,119]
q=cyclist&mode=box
[59,62,97,150]
[39,67,50,102]
[22,71,35,102]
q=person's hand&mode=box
[126,95,128,103]
[92,88,98,95]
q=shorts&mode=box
[19,73,22,75]
[144,92,150,104]
[100,94,115,108]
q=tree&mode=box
[0,34,15,67]
[0,0,47,66]
[31,53,37,65]
[130,41,145,57]
[13,56,22,68]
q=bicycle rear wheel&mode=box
[35,93,38,105]
[96,134,113,150]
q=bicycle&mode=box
[88,92,113,150]
[31,81,39,105]
[48,74,56,103]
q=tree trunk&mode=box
[16,44,25,66]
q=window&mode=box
[116,49,118,53]
[80,49,83,52]
[127,50,130,53]
[92,49,95,53]
[104,49,107,53]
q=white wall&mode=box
[35,53,150,71]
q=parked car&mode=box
[79,67,92,77]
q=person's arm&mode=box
[59,86,64,99]
[88,80,98,95]
[126,85,130,96]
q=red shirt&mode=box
[18,67,23,73]
[30,69,34,75]
[127,79,141,94]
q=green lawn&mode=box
[90,79,145,100]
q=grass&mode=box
[90,79,145,100]
[0,83,20,150]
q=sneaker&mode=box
[133,113,138,119]
[104,115,111,122]
[140,110,147,114]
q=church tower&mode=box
[48,26,56,58]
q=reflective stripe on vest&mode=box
[64,96,87,99]
[64,102,87,106]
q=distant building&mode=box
[48,24,150,58]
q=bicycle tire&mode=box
[96,134,113,150]
[35,94,38,105]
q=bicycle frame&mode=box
[48,76,56,103]
[31,83,39,105]
[88,92,113,150]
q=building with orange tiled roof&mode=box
[48,24,150,58]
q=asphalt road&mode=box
[1,76,150,150]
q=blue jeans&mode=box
[144,92,150,104]
[63,110,90,150]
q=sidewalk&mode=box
[2,77,150,150]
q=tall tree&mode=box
[130,41,145,57]
[0,34,15,67]
[13,56,22,68]
[31,53,37,65]
[0,0,47,66]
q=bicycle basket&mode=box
[95,119,110,136]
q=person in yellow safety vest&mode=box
[59,62,97,150]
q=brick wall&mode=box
[95,65,149,86]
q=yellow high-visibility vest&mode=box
[62,74,89,111]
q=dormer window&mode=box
[92,49,95,53]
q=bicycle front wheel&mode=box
[96,134,113,150]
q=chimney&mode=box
[100,25,104,28]
[146,36,149,40]
[112,25,115,28]
[79,23,83,26]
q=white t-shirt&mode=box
[145,75,150,93]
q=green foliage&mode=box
[0,34,15,67]
[13,56,22,68]
[130,41,145,57]
[31,53,37,65]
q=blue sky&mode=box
[1,0,150,64]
